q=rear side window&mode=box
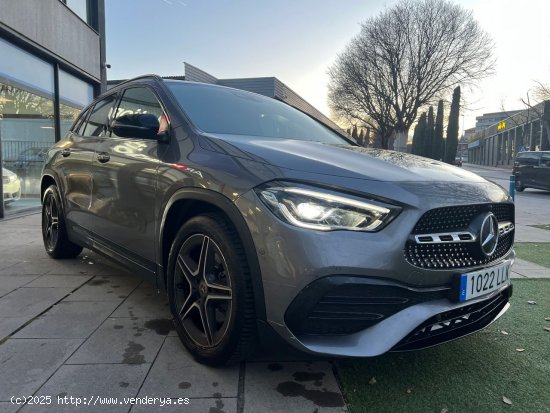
[541,153,550,167]
[112,87,167,138]
[82,94,117,137]
[516,152,540,166]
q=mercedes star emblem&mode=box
[480,213,499,257]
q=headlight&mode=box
[255,183,400,232]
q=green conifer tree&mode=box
[433,100,444,160]
[445,86,461,163]
[412,113,427,156]
[424,106,435,158]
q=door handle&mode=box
[97,152,110,163]
[61,148,71,157]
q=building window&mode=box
[59,69,94,137]
[62,0,89,24]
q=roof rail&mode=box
[109,74,164,88]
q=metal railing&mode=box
[1,140,53,162]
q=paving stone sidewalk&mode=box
[0,214,347,413]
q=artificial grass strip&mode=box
[337,279,550,413]
[529,224,550,232]
[514,243,550,268]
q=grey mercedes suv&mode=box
[41,76,514,365]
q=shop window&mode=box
[0,38,56,216]
[0,83,55,215]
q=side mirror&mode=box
[112,113,161,140]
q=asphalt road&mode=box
[463,164,513,188]
[463,163,550,227]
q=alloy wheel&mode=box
[173,234,233,347]
[43,194,59,250]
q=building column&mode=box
[529,122,534,150]
[541,117,549,151]
[498,133,502,166]
[542,101,550,151]
[512,128,517,158]
[506,130,514,165]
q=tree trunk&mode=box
[393,129,409,152]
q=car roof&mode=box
[517,151,550,155]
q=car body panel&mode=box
[199,134,485,183]
[89,136,161,264]
[52,133,98,230]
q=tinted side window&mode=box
[541,153,550,167]
[517,152,540,166]
[82,94,117,137]
[112,87,166,138]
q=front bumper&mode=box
[3,180,21,203]
[234,182,514,357]
[286,275,511,356]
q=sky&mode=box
[105,0,550,133]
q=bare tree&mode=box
[328,0,494,150]
[520,90,550,151]
[533,81,550,101]
[501,84,550,152]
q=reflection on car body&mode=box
[2,167,21,203]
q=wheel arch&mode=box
[40,173,57,202]
[158,188,266,320]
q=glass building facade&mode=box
[0,0,104,218]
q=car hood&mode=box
[202,134,485,183]
[2,167,17,178]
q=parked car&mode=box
[2,167,21,204]
[41,76,515,366]
[513,150,550,192]
[453,157,463,167]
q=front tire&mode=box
[42,185,83,259]
[167,213,257,366]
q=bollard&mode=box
[509,175,515,202]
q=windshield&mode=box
[166,82,348,144]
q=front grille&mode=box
[405,203,514,269]
[392,288,511,351]
[285,282,449,336]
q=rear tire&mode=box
[42,185,83,259]
[167,213,257,366]
[515,178,525,192]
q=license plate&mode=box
[459,260,511,302]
